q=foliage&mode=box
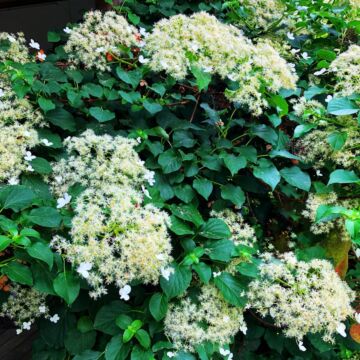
[0,0,359,359]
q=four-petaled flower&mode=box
[77,262,93,279]
[57,193,72,209]
[22,321,32,330]
[24,151,36,162]
[49,314,60,323]
[119,284,131,301]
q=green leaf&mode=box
[160,264,192,299]
[4,262,33,286]
[327,97,359,116]
[193,178,213,200]
[0,185,35,212]
[46,108,76,132]
[27,241,54,269]
[38,97,56,112]
[143,100,163,115]
[328,169,360,185]
[191,66,211,91]
[327,131,347,150]
[205,239,235,262]
[119,90,141,104]
[158,149,182,174]
[174,185,195,203]
[116,67,142,88]
[252,125,278,145]
[169,216,194,235]
[173,130,196,148]
[64,328,96,355]
[222,154,246,176]
[77,316,94,333]
[0,236,12,251]
[293,124,316,138]
[253,159,280,191]
[89,107,115,122]
[214,272,246,307]
[170,204,204,227]
[95,301,130,335]
[48,31,61,42]
[53,271,80,305]
[236,260,260,278]
[31,157,53,174]
[269,95,288,117]
[135,329,151,349]
[280,166,311,191]
[105,335,131,360]
[28,207,61,228]
[74,351,102,360]
[149,293,168,321]
[131,346,154,360]
[221,184,245,207]
[199,219,231,239]
[192,262,212,284]
[116,314,132,330]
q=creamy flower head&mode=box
[0,32,29,63]
[64,11,138,71]
[49,130,172,298]
[145,12,297,116]
[164,285,246,352]
[330,45,360,97]
[0,78,42,182]
[248,252,355,343]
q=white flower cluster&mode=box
[144,12,297,115]
[0,78,42,183]
[210,209,256,247]
[0,32,29,63]
[330,45,360,97]
[164,285,247,352]
[64,11,138,71]
[49,130,172,298]
[248,252,355,343]
[237,0,285,30]
[0,284,48,334]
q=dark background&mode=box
[0,0,98,48]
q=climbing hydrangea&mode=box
[145,12,297,115]
[330,45,360,97]
[0,78,42,183]
[164,285,247,352]
[248,252,355,343]
[64,11,139,71]
[49,130,172,298]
